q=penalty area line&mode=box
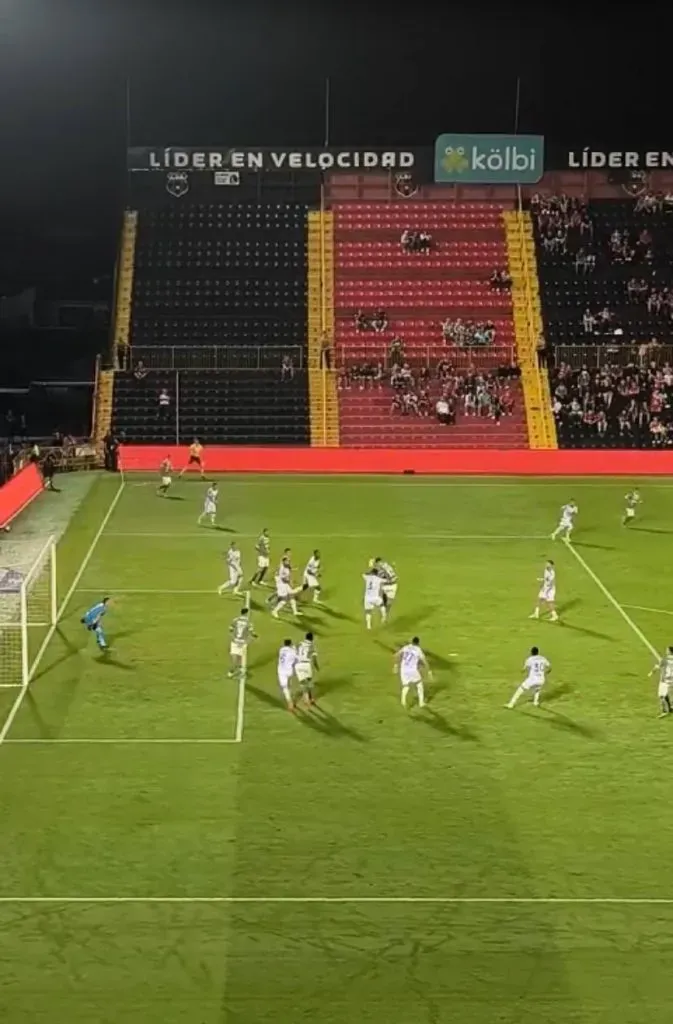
[0,895,673,905]
[563,541,659,659]
[622,604,673,618]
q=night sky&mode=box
[0,0,670,291]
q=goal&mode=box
[0,536,57,688]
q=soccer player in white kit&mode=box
[197,484,219,527]
[271,560,301,618]
[302,550,322,604]
[218,542,244,596]
[530,560,558,622]
[506,646,551,708]
[294,631,319,704]
[650,645,673,717]
[394,636,431,708]
[623,489,641,526]
[277,639,297,710]
[551,501,578,542]
[363,568,387,630]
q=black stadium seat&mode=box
[112,202,310,444]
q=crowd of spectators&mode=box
[354,309,388,333]
[489,269,512,291]
[441,317,496,347]
[400,230,433,253]
[550,360,673,447]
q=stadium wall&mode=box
[120,446,673,476]
[0,463,43,529]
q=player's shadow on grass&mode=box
[163,494,185,501]
[412,708,478,742]
[307,604,357,624]
[316,675,353,697]
[559,620,614,642]
[246,682,286,710]
[631,527,673,535]
[524,707,600,740]
[557,597,581,616]
[22,683,77,740]
[542,682,573,704]
[297,705,367,742]
[572,541,615,551]
[96,652,136,671]
[388,605,436,634]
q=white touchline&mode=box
[0,895,672,904]
[564,541,659,658]
[3,738,239,744]
[104,532,549,540]
[0,478,127,748]
[622,604,673,618]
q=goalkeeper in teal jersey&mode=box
[81,598,110,650]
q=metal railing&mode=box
[335,342,515,371]
[554,343,673,370]
[126,344,304,370]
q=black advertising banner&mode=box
[128,146,423,173]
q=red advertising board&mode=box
[119,446,673,476]
[0,463,43,528]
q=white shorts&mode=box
[382,583,398,601]
[229,567,243,585]
[204,502,216,515]
[161,476,171,487]
[558,520,573,532]
[364,596,383,611]
[523,676,544,692]
[295,663,312,683]
[276,581,292,599]
[538,586,556,603]
[230,641,246,658]
[303,572,319,589]
[278,672,292,692]
[625,507,635,519]
[658,681,670,698]
[401,670,421,686]
[257,555,270,569]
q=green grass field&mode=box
[2,472,673,1022]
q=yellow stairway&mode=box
[503,210,557,449]
[307,210,339,446]
[113,210,139,363]
[92,367,114,447]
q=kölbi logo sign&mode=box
[128,147,416,172]
[434,133,544,184]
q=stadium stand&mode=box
[533,192,673,448]
[332,201,528,448]
[111,202,310,445]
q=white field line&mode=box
[234,590,251,744]
[623,604,673,618]
[78,588,217,595]
[563,540,659,659]
[105,532,548,540]
[0,895,672,905]
[0,479,127,748]
[4,738,239,745]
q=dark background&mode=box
[0,0,670,311]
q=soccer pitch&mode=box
[2,472,673,1023]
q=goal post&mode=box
[0,536,57,689]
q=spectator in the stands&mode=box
[133,360,149,381]
[489,269,511,291]
[389,336,405,366]
[400,230,415,252]
[371,309,388,333]
[281,354,295,382]
[400,230,432,253]
[158,388,171,419]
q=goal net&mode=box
[0,537,57,689]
